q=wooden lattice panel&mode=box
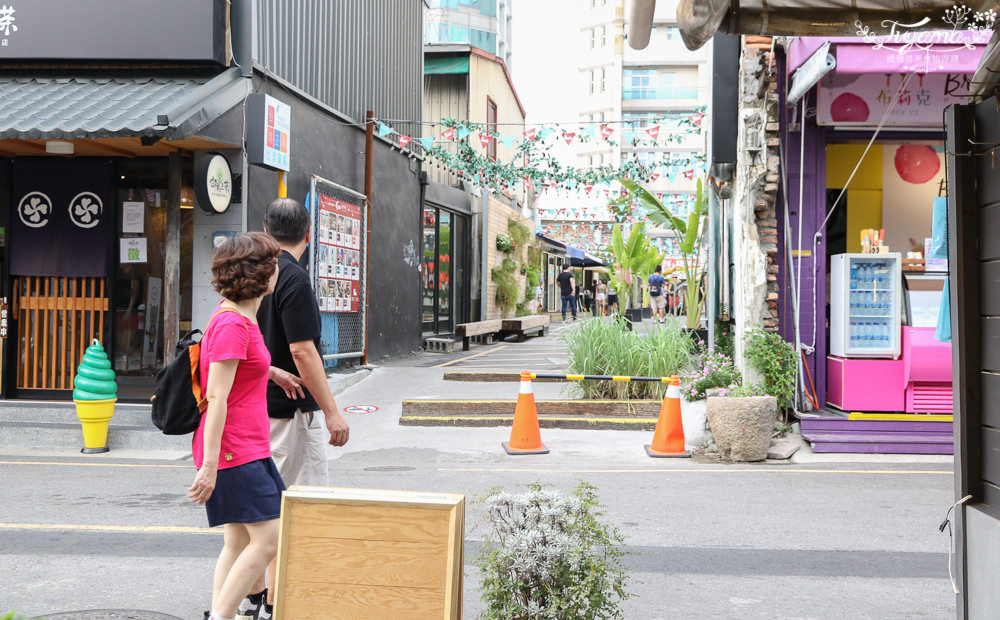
[13,276,108,390]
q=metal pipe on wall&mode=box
[480,185,490,320]
[628,0,657,50]
[363,110,375,365]
[707,183,718,349]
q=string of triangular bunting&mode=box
[374,112,707,193]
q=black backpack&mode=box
[150,308,240,435]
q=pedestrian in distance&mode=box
[595,279,608,317]
[607,286,619,316]
[190,232,302,620]
[648,264,667,324]
[238,198,352,619]
[556,264,577,321]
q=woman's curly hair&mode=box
[211,232,281,302]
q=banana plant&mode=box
[607,221,663,310]
[621,177,708,329]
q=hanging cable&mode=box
[941,494,973,594]
[779,86,805,417]
[793,94,808,411]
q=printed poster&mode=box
[120,237,148,264]
[316,194,362,313]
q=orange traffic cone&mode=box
[503,371,549,455]
[645,375,691,458]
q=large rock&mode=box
[705,396,778,462]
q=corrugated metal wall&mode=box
[254,0,423,125]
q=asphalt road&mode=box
[0,327,959,619]
[0,451,955,619]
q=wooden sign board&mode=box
[274,486,465,620]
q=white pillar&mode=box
[732,39,771,385]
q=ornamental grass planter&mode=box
[705,395,777,462]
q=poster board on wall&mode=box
[274,486,465,620]
[316,194,362,313]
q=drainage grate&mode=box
[363,466,416,472]
[42,611,183,620]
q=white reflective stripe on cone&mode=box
[666,383,680,399]
[520,379,532,394]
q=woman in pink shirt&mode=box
[188,232,303,620]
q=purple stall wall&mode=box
[777,66,828,409]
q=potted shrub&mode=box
[680,344,742,448]
[477,482,632,619]
[702,328,796,462]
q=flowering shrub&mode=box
[495,232,515,253]
[682,347,742,400]
[477,482,631,619]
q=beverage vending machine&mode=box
[830,253,902,359]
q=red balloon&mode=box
[829,93,870,123]
[894,145,941,185]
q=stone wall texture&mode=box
[745,36,781,333]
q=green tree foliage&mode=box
[607,222,662,310]
[492,258,521,316]
[744,328,798,412]
[621,177,709,329]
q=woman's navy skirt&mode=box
[205,457,286,527]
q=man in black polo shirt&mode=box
[556,263,577,321]
[241,198,350,619]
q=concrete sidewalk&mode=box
[0,325,955,467]
[0,367,372,460]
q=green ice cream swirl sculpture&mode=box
[73,339,118,401]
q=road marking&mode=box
[343,405,378,414]
[0,460,189,469]
[402,415,652,424]
[432,344,511,368]
[448,356,564,364]
[449,365,566,369]
[0,523,217,534]
[439,467,952,475]
[447,357,560,361]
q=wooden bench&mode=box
[455,319,503,351]
[500,315,550,342]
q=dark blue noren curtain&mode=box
[11,160,113,277]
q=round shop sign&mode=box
[17,191,53,228]
[68,192,103,229]
[344,405,378,415]
[195,152,233,214]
